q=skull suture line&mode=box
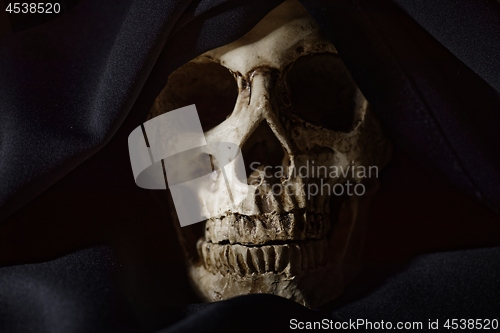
[149,0,391,308]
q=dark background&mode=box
[1,0,499,332]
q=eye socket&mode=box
[285,53,360,132]
[155,60,238,132]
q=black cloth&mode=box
[0,247,135,333]
[1,245,499,332]
[301,0,500,213]
[1,0,500,332]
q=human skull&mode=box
[149,0,391,308]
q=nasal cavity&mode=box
[241,121,287,184]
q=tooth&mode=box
[257,248,266,272]
[235,245,251,275]
[204,224,211,242]
[275,245,289,272]
[285,214,295,239]
[282,245,291,275]
[221,246,232,275]
[227,214,237,244]
[273,215,282,236]
[291,243,303,274]
[211,218,219,242]
[285,213,295,238]
[236,251,248,275]
[249,247,265,273]
[219,217,227,242]
[218,245,225,267]
[264,246,275,271]
[203,243,212,269]
[245,248,257,273]
[227,246,240,275]
[268,215,278,240]
[243,216,253,241]
[205,217,225,243]
[237,215,244,238]
[210,244,220,271]
[285,244,303,275]
[255,219,265,243]
[209,223,216,242]
[268,219,278,240]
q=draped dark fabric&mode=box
[1,0,499,332]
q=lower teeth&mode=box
[197,238,328,276]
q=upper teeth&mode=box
[204,210,332,245]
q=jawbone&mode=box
[183,191,376,308]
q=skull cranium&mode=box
[149,0,391,308]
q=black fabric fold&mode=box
[0,247,137,333]
[2,0,500,220]
[1,0,500,332]
[300,0,500,212]
[2,245,499,332]
[394,0,500,92]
